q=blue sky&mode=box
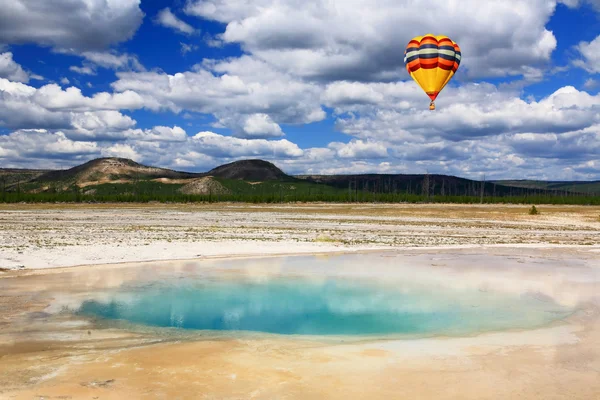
[1,0,600,180]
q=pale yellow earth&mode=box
[0,203,599,399]
[1,203,599,270]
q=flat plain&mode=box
[1,203,599,270]
[0,203,599,399]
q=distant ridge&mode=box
[0,168,50,189]
[1,157,598,199]
[207,159,289,181]
[491,179,600,195]
[34,157,200,185]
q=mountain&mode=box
[33,157,200,186]
[491,180,600,195]
[295,173,553,197]
[1,158,297,197]
[207,159,290,181]
[1,157,598,200]
[1,168,50,188]
[178,177,230,195]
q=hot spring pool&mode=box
[71,257,573,337]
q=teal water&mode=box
[75,275,572,336]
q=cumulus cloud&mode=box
[0,52,29,82]
[185,0,559,81]
[0,78,144,138]
[584,78,599,90]
[242,113,283,137]
[0,0,144,51]
[125,126,188,142]
[191,131,303,158]
[504,126,600,160]
[181,43,199,55]
[1,79,71,130]
[573,35,600,74]
[31,84,144,112]
[101,143,140,161]
[126,131,305,171]
[155,8,196,35]
[312,80,600,179]
[70,65,96,75]
[279,154,407,176]
[68,111,137,140]
[1,0,599,180]
[82,51,144,71]
[111,56,326,129]
[215,113,285,138]
[572,160,600,176]
[560,0,600,11]
[329,82,600,142]
[67,50,145,76]
[328,139,388,159]
[0,130,99,162]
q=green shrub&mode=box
[529,205,539,215]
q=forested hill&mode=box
[1,157,598,204]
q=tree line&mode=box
[1,173,598,205]
[1,190,598,205]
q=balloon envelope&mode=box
[404,34,461,104]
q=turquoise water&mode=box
[75,275,572,337]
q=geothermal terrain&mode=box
[0,202,599,270]
[0,159,599,399]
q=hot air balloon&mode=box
[404,34,461,110]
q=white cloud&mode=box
[125,126,188,142]
[0,52,29,82]
[155,8,196,35]
[67,50,145,75]
[31,84,144,112]
[185,0,559,81]
[280,156,407,176]
[574,35,600,74]
[111,56,326,129]
[0,78,143,135]
[101,143,140,161]
[191,131,303,158]
[560,0,600,11]
[0,79,71,130]
[68,111,137,140]
[572,160,600,177]
[328,139,388,159]
[60,77,70,85]
[81,51,145,71]
[1,0,599,179]
[0,0,144,51]
[310,81,600,178]
[241,113,284,138]
[584,78,599,90]
[0,129,99,160]
[203,33,225,48]
[329,83,600,142]
[70,65,96,76]
[180,43,199,55]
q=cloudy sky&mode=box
[1,0,599,180]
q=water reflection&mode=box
[74,273,573,336]
[11,251,594,337]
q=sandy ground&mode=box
[1,203,599,270]
[0,203,600,399]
